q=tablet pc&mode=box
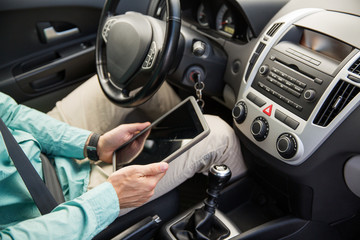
[113,96,210,171]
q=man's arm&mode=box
[0,162,168,240]
[0,92,90,159]
[0,182,119,240]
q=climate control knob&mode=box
[250,117,269,141]
[276,133,297,159]
[232,101,247,124]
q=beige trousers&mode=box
[47,75,246,215]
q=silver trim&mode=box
[43,26,79,42]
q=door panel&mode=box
[0,0,150,107]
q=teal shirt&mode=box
[0,92,120,239]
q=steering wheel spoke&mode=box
[101,17,118,43]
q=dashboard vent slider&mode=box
[314,80,360,127]
[266,22,284,37]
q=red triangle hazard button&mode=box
[263,105,273,116]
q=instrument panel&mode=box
[181,0,252,42]
[196,3,236,37]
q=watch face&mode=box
[87,146,98,160]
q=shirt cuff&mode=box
[84,182,120,233]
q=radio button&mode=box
[284,86,301,98]
[294,104,303,111]
[266,76,276,84]
[272,67,281,74]
[293,86,304,93]
[314,78,324,85]
[296,80,307,88]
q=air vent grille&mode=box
[349,57,360,76]
[266,22,284,37]
[314,80,360,127]
[245,42,266,81]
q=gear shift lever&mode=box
[204,164,232,214]
[170,165,232,239]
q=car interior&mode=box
[1,0,360,239]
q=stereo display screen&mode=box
[300,29,353,62]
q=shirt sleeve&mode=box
[0,182,120,240]
[0,92,91,159]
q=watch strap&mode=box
[87,133,100,160]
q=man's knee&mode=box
[204,115,236,143]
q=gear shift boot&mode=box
[170,208,230,239]
[163,165,240,240]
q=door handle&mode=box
[43,26,79,43]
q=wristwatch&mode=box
[86,133,101,160]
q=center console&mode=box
[159,8,360,240]
[234,8,360,165]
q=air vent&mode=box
[245,42,267,81]
[266,22,284,37]
[314,80,360,127]
[349,57,360,76]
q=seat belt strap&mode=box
[0,117,58,215]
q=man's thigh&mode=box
[47,75,181,133]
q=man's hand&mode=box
[96,122,151,164]
[107,162,168,208]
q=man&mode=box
[0,76,246,239]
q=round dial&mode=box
[251,117,269,142]
[276,133,298,159]
[197,3,209,27]
[216,4,235,37]
[232,101,247,124]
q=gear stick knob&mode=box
[204,164,231,213]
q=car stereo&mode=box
[251,26,353,121]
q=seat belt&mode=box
[0,117,58,215]
[40,153,65,204]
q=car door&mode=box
[0,0,150,112]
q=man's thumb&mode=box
[142,162,168,176]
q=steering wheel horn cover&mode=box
[105,13,152,88]
[96,0,181,107]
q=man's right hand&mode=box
[107,162,168,208]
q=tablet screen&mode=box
[113,97,209,170]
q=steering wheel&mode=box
[96,0,181,107]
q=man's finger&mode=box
[139,162,169,176]
[125,122,151,133]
